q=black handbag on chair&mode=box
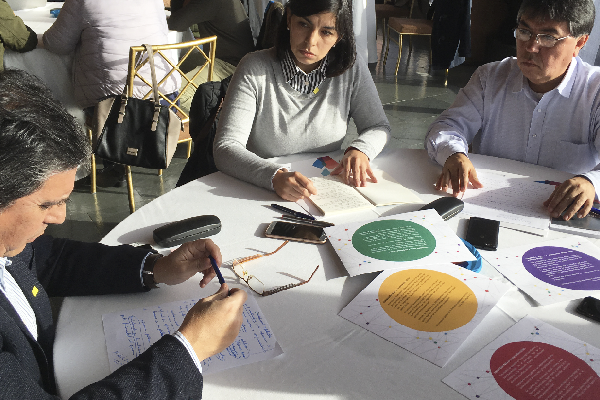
[92,44,182,169]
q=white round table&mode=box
[54,148,600,399]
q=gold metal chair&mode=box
[90,36,216,213]
[375,0,409,49]
[383,0,433,75]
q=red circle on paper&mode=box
[490,342,600,399]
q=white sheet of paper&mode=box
[461,170,554,232]
[339,264,510,367]
[354,170,422,206]
[485,236,600,306]
[309,176,376,216]
[443,316,600,399]
[325,209,476,276]
[102,295,282,375]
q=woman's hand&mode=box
[272,169,317,201]
[331,148,376,187]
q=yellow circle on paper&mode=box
[378,269,478,332]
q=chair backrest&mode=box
[256,1,284,50]
[126,36,217,124]
[408,0,417,18]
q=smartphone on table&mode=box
[465,217,500,251]
[265,221,327,244]
[576,296,600,323]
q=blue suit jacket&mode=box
[0,235,203,399]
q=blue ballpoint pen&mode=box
[271,203,315,220]
[209,256,225,285]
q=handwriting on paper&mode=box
[462,170,554,231]
[102,295,281,375]
[310,176,374,215]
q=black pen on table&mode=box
[271,203,315,220]
[279,215,335,227]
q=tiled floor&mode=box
[46,34,477,242]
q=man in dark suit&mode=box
[0,69,247,398]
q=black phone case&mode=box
[465,217,500,251]
[576,296,600,323]
[153,215,221,247]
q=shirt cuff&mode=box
[578,173,599,199]
[173,331,203,373]
[426,131,469,166]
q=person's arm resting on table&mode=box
[331,57,390,187]
[435,152,483,197]
[426,67,488,196]
[33,237,247,399]
[544,176,596,220]
[543,87,600,220]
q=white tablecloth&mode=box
[53,148,600,399]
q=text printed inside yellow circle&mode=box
[378,269,477,332]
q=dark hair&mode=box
[0,70,90,210]
[517,0,595,36]
[275,0,356,77]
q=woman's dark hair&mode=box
[275,0,356,77]
[0,69,90,210]
[517,0,595,37]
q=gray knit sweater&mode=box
[213,48,391,190]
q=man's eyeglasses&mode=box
[232,240,320,296]
[514,27,570,48]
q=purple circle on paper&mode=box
[522,246,600,290]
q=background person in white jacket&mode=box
[42,0,180,110]
[42,0,182,186]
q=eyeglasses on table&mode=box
[231,240,320,296]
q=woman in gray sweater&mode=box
[213,0,390,201]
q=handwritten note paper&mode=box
[309,176,376,216]
[102,295,282,375]
[461,170,554,232]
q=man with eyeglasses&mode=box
[425,0,597,221]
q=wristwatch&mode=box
[142,253,164,289]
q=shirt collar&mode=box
[555,56,577,98]
[512,56,578,98]
[0,257,11,291]
[281,50,328,82]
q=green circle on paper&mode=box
[352,220,436,262]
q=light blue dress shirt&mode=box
[426,56,600,193]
